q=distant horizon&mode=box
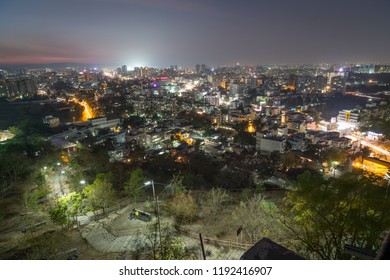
[1,60,390,71]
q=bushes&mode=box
[168,191,198,224]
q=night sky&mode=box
[1,0,390,67]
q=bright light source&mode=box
[80,180,86,185]
[57,162,61,166]
[144,181,152,186]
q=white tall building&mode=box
[337,109,360,127]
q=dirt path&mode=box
[79,204,246,259]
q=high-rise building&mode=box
[0,78,37,98]
[195,64,208,75]
[250,77,257,90]
[331,76,346,93]
[296,76,312,93]
[288,74,298,89]
[314,75,327,92]
[134,67,143,77]
[195,64,201,75]
[337,109,360,127]
[201,64,207,74]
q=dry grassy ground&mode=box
[0,187,285,260]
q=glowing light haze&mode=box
[1,0,390,66]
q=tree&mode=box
[169,173,185,195]
[234,131,256,146]
[24,232,66,260]
[269,151,282,168]
[8,126,23,137]
[282,171,390,259]
[22,190,40,213]
[283,152,301,169]
[232,194,285,243]
[71,145,110,177]
[124,168,144,202]
[0,151,30,194]
[361,146,371,159]
[207,187,229,221]
[214,168,254,190]
[34,171,50,198]
[83,173,116,213]
[321,148,347,168]
[49,202,68,228]
[160,233,186,260]
[134,224,187,260]
[168,191,198,224]
[49,192,82,228]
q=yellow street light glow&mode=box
[70,98,95,121]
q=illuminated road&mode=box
[70,98,95,121]
[81,101,94,120]
[345,92,382,100]
[47,170,67,199]
[346,134,390,161]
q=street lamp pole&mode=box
[332,161,339,178]
[149,180,163,258]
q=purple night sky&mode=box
[1,0,389,67]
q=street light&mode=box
[144,180,170,259]
[332,161,339,178]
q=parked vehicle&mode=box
[129,208,152,222]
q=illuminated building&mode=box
[211,114,222,125]
[337,109,360,127]
[314,75,327,93]
[0,78,37,98]
[288,74,298,90]
[204,95,220,106]
[247,121,256,133]
[250,77,257,90]
[88,117,120,129]
[367,131,383,141]
[330,75,346,93]
[287,121,306,133]
[281,113,287,125]
[228,110,256,123]
[296,76,313,93]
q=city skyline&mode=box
[1,0,390,67]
